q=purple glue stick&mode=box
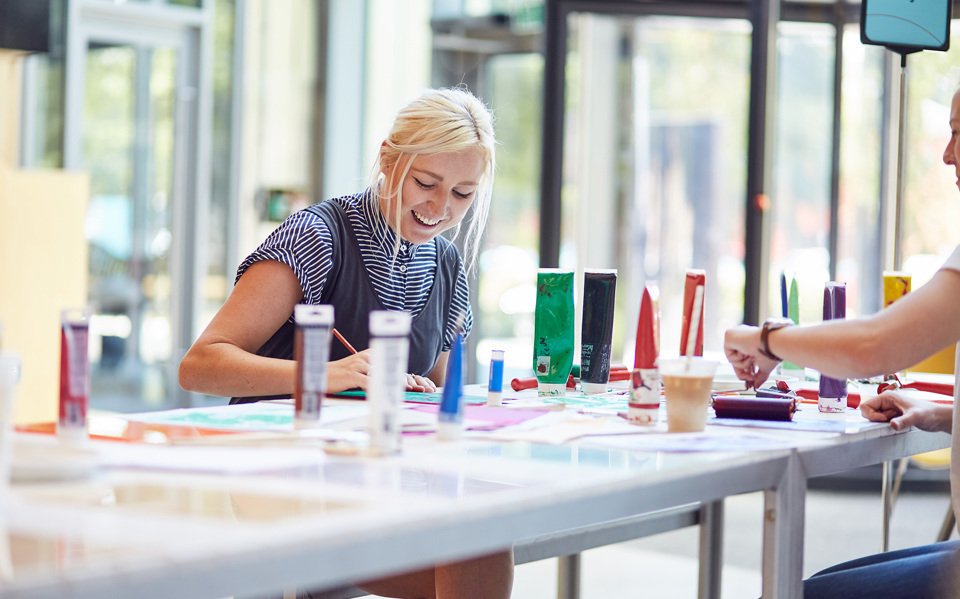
[818,282,847,412]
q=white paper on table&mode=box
[95,441,330,473]
[124,402,370,432]
[581,427,839,453]
[474,411,640,444]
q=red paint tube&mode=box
[680,270,706,356]
[633,285,660,370]
[59,308,91,443]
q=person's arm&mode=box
[426,351,449,387]
[860,391,953,433]
[178,260,371,396]
[725,268,960,387]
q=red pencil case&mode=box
[712,395,797,421]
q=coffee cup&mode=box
[660,358,718,433]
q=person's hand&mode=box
[326,350,371,392]
[406,374,437,393]
[859,390,950,432]
[723,325,779,389]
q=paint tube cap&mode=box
[580,381,607,394]
[537,382,566,396]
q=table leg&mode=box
[762,454,807,599]
[557,554,581,599]
[881,459,902,552]
[698,500,724,599]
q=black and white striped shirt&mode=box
[237,191,473,350]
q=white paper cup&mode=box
[660,358,718,433]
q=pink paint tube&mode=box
[59,308,91,443]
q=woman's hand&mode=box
[406,374,437,393]
[326,350,371,393]
[723,325,780,389]
[859,390,952,433]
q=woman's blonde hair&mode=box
[370,86,496,276]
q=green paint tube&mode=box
[533,269,575,396]
[781,277,804,378]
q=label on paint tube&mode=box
[628,368,660,425]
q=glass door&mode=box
[64,5,206,412]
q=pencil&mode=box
[332,328,358,354]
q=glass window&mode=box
[837,25,885,317]
[205,0,236,320]
[560,14,750,364]
[475,53,543,381]
[769,22,836,324]
[900,30,960,282]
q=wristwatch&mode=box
[758,317,793,362]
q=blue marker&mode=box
[779,271,789,318]
[487,349,505,407]
[438,334,464,440]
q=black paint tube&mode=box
[580,269,617,394]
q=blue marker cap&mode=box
[438,334,464,438]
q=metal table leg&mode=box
[557,553,581,599]
[762,454,807,599]
[698,500,724,599]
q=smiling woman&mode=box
[179,86,496,400]
[176,86,513,598]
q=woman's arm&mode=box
[178,260,371,396]
[427,351,449,387]
[860,391,953,433]
[725,268,960,387]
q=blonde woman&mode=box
[180,86,494,400]
[179,87,513,598]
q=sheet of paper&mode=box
[124,402,368,432]
[95,442,329,473]
[581,427,839,453]
[474,411,640,444]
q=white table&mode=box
[1,406,950,599]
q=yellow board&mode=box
[907,344,957,376]
[882,271,911,308]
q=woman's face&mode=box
[381,148,484,244]
[943,90,960,191]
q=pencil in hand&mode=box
[332,328,358,354]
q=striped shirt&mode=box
[237,191,473,350]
